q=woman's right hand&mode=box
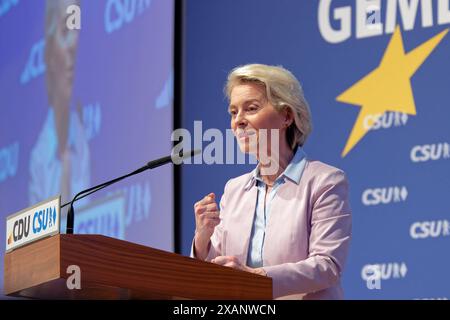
[194,193,220,259]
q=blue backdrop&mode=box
[180,0,450,299]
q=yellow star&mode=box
[337,26,449,157]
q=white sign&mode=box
[6,196,60,252]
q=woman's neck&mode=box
[258,142,294,186]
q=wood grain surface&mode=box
[4,234,272,300]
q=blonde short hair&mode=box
[225,64,312,149]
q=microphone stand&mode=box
[62,150,199,234]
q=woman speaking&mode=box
[192,64,352,300]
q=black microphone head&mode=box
[171,149,201,165]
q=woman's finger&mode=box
[211,255,238,265]
[202,211,220,219]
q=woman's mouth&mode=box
[236,130,256,140]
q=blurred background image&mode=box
[0,0,174,295]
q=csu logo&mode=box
[364,112,408,131]
[361,262,408,282]
[20,39,46,85]
[410,220,450,239]
[104,0,152,34]
[410,142,450,162]
[362,186,408,206]
[8,206,57,244]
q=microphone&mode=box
[63,149,201,234]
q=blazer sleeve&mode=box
[262,170,352,298]
[190,180,230,261]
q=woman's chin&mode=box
[237,142,258,155]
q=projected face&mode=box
[45,0,80,153]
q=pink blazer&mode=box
[194,159,352,300]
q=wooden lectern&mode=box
[4,234,272,299]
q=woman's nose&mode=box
[234,110,247,128]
